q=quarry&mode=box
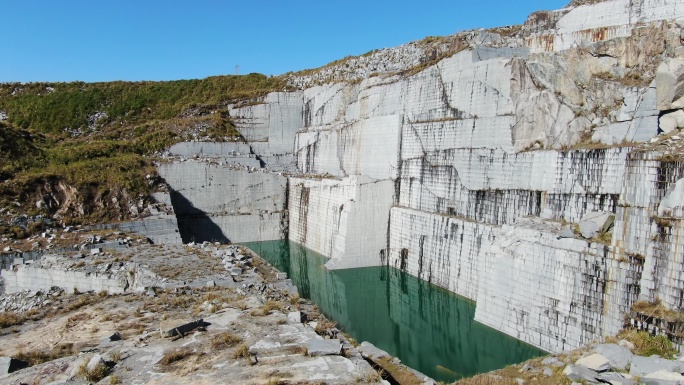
[4,0,684,383]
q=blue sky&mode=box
[1,0,569,83]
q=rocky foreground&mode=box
[0,238,431,385]
[3,233,684,385]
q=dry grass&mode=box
[314,319,337,335]
[251,300,284,316]
[65,312,91,328]
[0,312,24,328]
[77,361,111,382]
[233,344,250,359]
[211,332,242,350]
[632,299,684,322]
[455,374,521,385]
[286,345,308,355]
[159,347,194,366]
[375,357,423,385]
[15,343,75,366]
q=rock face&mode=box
[153,0,684,353]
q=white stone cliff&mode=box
[156,0,684,353]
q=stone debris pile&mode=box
[0,286,64,312]
[1,252,162,296]
[550,342,684,385]
[211,244,252,276]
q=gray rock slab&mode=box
[576,353,611,372]
[596,372,636,385]
[630,356,683,377]
[542,356,565,367]
[595,343,634,370]
[287,311,301,324]
[563,364,600,383]
[642,369,684,385]
[307,339,341,356]
[358,341,391,360]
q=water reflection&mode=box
[244,240,544,382]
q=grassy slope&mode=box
[0,74,288,227]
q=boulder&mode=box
[576,353,611,372]
[100,332,122,345]
[656,58,684,110]
[595,343,634,370]
[307,339,341,356]
[579,211,614,239]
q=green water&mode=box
[243,240,545,382]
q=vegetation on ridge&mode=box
[0,74,288,228]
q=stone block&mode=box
[641,370,684,385]
[160,318,205,338]
[596,372,635,385]
[276,272,287,280]
[563,364,599,383]
[656,58,684,110]
[579,211,614,239]
[595,344,634,370]
[358,341,391,360]
[307,339,341,356]
[0,356,29,374]
[576,353,611,372]
[100,332,122,345]
[630,356,683,377]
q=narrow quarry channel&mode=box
[243,240,545,382]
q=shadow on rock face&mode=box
[168,188,229,244]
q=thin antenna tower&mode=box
[235,65,240,75]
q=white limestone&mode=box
[158,160,287,243]
[527,0,684,53]
[288,176,394,269]
[147,0,684,355]
[295,115,402,179]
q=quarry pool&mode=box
[243,240,545,382]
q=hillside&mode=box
[0,75,288,237]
